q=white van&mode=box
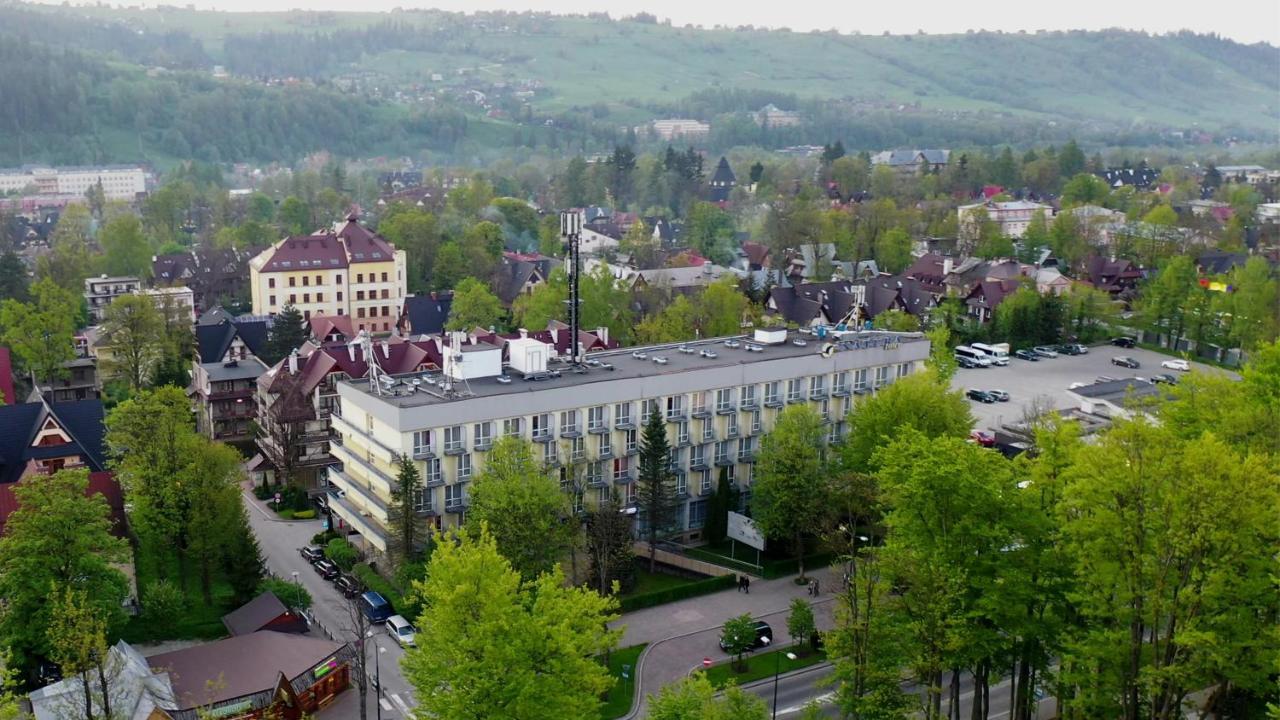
[971,343,1010,366]
[954,345,993,367]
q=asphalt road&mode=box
[240,489,416,719]
[950,344,1233,432]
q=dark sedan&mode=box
[313,558,340,580]
[299,545,324,563]
[1111,337,1136,348]
[1014,349,1040,361]
[334,573,363,598]
[720,621,774,653]
[966,389,997,403]
[1111,356,1140,369]
[1151,373,1179,385]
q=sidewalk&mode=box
[613,564,838,647]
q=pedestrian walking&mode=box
[742,575,750,594]
[813,577,820,595]
[736,575,745,593]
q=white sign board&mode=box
[727,511,766,551]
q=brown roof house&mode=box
[222,591,309,637]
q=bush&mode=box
[258,577,312,611]
[618,574,736,612]
[311,529,338,546]
[280,485,310,511]
[292,509,317,520]
[325,538,359,571]
[141,579,185,623]
[353,563,422,621]
[252,484,272,500]
[276,509,294,520]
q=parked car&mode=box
[361,591,394,624]
[1111,356,1140,369]
[1111,337,1136,348]
[720,620,774,652]
[1058,343,1088,355]
[313,558,340,580]
[312,495,329,513]
[966,389,997,403]
[1161,358,1190,371]
[299,545,324,563]
[386,615,417,648]
[1031,346,1059,358]
[334,573,362,598]
[986,389,1010,402]
[956,356,978,369]
[1151,373,1179,385]
[1014,349,1040,361]
[970,430,996,447]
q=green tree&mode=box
[386,453,426,570]
[584,489,636,595]
[1222,257,1279,353]
[445,276,504,331]
[685,201,736,265]
[872,227,913,274]
[579,264,636,345]
[401,525,620,720]
[0,469,128,671]
[263,304,306,365]
[513,268,569,330]
[1063,284,1120,343]
[1057,139,1086,179]
[1019,210,1051,264]
[258,577,312,611]
[1137,255,1197,349]
[830,155,871,198]
[182,440,246,605]
[379,206,441,293]
[47,586,114,720]
[753,405,827,580]
[786,597,816,647]
[841,369,972,472]
[100,293,165,390]
[720,613,762,670]
[247,192,276,223]
[1060,173,1110,208]
[645,673,768,720]
[467,436,574,580]
[702,467,735,545]
[277,196,311,235]
[37,203,94,291]
[99,214,153,278]
[0,251,29,302]
[1048,212,1089,272]
[871,309,918,332]
[924,325,957,384]
[619,219,660,268]
[431,241,467,291]
[0,277,79,385]
[224,512,266,605]
[636,407,677,572]
[1142,203,1179,228]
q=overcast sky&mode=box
[37,0,1280,45]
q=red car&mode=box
[970,430,996,447]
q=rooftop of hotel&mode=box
[339,328,928,408]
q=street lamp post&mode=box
[366,630,385,720]
[763,635,798,720]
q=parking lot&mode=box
[949,345,1236,432]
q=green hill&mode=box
[0,3,1275,166]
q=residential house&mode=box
[765,276,936,328]
[84,275,142,324]
[192,311,272,444]
[783,243,839,281]
[153,246,263,313]
[375,185,446,213]
[1186,199,1234,222]
[222,591,309,637]
[753,104,803,128]
[248,213,407,334]
[644,119,710,141]
[0,397,123,533]
[1082,255,1143,299]
[964,279,1023,323]
[495,252,555,307]
[708,156,737,203]
[29,640,176,720]
[1256,203,1280,224]
[958,200,1054,241]
[1096,167,1159,189]
[871,149,951,175]
[1195,251,1251,276]
[1035,267,1073,296]
[0,165,148,201]
[739,242,772,272]
[398,291,454,336]
[31,333,100,403]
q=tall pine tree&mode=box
[387,453,426,570]
[635,407,677,572]
[263,304,306,365]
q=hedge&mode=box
[353,563,422,620]
[292,509,317,520]
[618,573,735,612]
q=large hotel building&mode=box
[327,327,930,554]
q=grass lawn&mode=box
[600,643,647,719]
[703,646,827,690]
[121,545,237,643]
[623,567,699,597]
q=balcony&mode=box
[330,466,389,515]
[474,440,493,452]
[691,407,711,419]
[740,398,758,410]
[614,419,635,430]
[665,411,686,422]
[425,472,445,488]
[329,494,387,553]
[443,444,466,456]
[787,395,805,405]
[725,425,739,439]
[532,431,555,444]
[444,498,469,513]
[831,386,850,398]
[208,387,255,402]
[763,397,783,408]
[412,446,436,460]
[690,456,709,471]
[296,450,334,467]
[676,435,691,447]
[714,455,734,467]
[587,424,609,435]
[588,474,609,488]
[613,471,634,485]
[738,451,757,463]
[715,405,736,416]
[810,389,828,399]
[559,428,582,439]
[597,446,613,460]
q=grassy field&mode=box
[704,646,827,690]
[600,643,647,719]
[623,567,702,597]
[122,546,237,643]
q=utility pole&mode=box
[560,210,583,366]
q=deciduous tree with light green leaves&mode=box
[446,276,505,331]
[753,404,828,580]
[645,673,768,720]
[841,369,971,472]
[100,293,165,390]
[0,277,79,385]
[467,436,574,580]
[100,214,154,278]
[401,525,620,720]
[871,309,919,332]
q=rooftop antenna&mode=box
[560,210,583,367]
[358,330,387,395]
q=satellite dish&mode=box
[821,342,836,359]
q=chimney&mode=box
[430,291,437,300]
[287,350,299,374]
[380,340,390,358]
[943,256,954,276]
[347,343,356,363]
[596,326,608,345]
[519,328,528,339]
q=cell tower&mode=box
[560,210,584,366]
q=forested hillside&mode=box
[1,2,1276,167]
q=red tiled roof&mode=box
[261,234,348,273]
[337,219,397,264]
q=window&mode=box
[357,291,365,301]
[821,399,831,421]
[675,472,688,496]
[715,441,731,465]
[726,412,739,437]
[615,403,633,428]
[765,381,781,406]
[444,425,464,453]
[357,273,364,283]
[289,277,296,287]
[677,421,690,446]
[337,308,344,315]
[382,272,388,282]
[588,406,607,432]
[336,275,343,284]
[587,462,603,486]
[613,457,630,481]
[898,362,912,378]
[668,447,682,473]
[317,293,324,303]
[289,294,297,304]
[473,422,493,450]
[691,444,706,468]
[738,437,755,461]
[689,499,708,528]
[570,437,585,461]
[810,375,826,398]
[302,276,310,286]
[874,366,889,389]
[701,418,714,442]
[558,467,573,492]
[751,411,761,434]
[425,458,442,485]
[381,289,389,299]
[412,486,432,513]
[829,422,843,444]
[337,291,343,301]
[700,470,713,494]
[560,410,580,436]
[625,429,638,454]
[412,430,433,457]
[666,395,684,420]
[532,414,552,440]
[715,388,733,413]
[626,481,637,505]
[854,368,869,391]
[833,372,849,395]
[455,453,472,481]
[303,293,310,303]
[740,385,756,407]
[382,306,390,317]
[543,442,558,465]
[358,308,366,318]
[445,483,465,510]
[315,275,322,285]
[269,295,276,306]
[503,418,523,438]
[268,278,276,289]
[691,391,707,416]
[787,378,804,403]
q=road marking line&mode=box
[391,693,411,714]
[778,691,835,714]
[379,698,393,711]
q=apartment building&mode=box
[0,165,148,200]
[328,328,929,554]
[957,199,1054,241]
[84,276,143,324]
[248,213,407,332]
